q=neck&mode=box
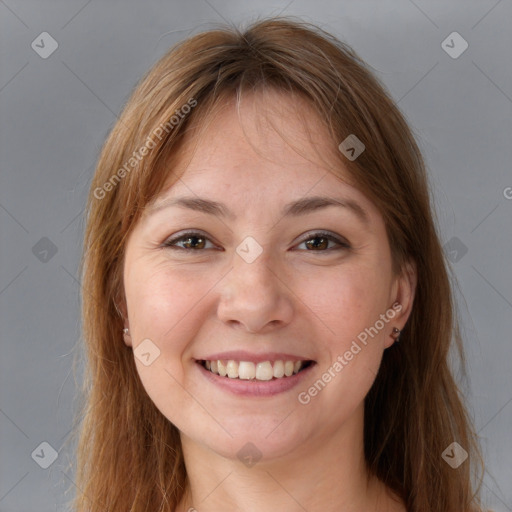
[175,403,398,512]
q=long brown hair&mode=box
[67,16,486,512]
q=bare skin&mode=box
[122,89,414,512]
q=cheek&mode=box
[299,260,391,343]
[126,263,208,349]
[295,260,393,404]
[124,262,218,430]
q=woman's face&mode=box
[122,90,414,462]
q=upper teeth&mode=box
[204,360,306,380]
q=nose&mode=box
[216,250,294,334]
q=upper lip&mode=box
[197,351,314,364]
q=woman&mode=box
[71,16,487,512]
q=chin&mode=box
[188,416,312,463]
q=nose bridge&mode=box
[234,246,275,293]
[217,243,293,333]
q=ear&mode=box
[122,328,132,347]
[114,291,132,347]
[385,259,417,348]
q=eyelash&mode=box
[161,230,351,253]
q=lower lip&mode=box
[196,361,316,397]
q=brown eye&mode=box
[297,232,350,252]
[181,235,206,249]
[305,236,329,250]
[162,231,214,250]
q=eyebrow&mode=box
[147,195,370,225]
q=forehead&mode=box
[149,89,373,216]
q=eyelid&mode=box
[161,230,218,250]
[296,230,351,250]
[161,229,351,252]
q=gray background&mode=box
[1,1,511,511]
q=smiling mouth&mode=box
[198,359,314,381]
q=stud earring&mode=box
[391,327,401,342]
[123,328,130,336]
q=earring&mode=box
[391,327,401,342]
[123,328,130,336]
